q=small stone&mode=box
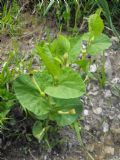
[104,134,114,145]
[112,77,120,84]
[104,146,114,155]
[77,53,82,59]
[99,99,104,107]
[104,90,112,98]
[102,122,109,133]
[71,63,79,70]
[109,111,115,120]
[84,125,90,131]
[44,155,47,160]
[86,144,94,152]
[105,57,112,79]
[83,109,89,116]
[32,55,40,64]
[90,64,97,73]
[93,107,102,115]
[82,40,88,48]
[86,54,91,59]
[118,114,120,119]
[111,36,119,42]
[88,91,99,96]
[104,52,109,56]
[111,127,120,134]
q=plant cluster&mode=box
[0,0,21,35]
[0,46,32,129]
[13,9,111,142]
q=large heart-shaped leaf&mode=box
[14,74,51,117]
[45,68,86,99]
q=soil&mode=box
[0,12,120,160]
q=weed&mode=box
[0,41,33,129]
[0,0,22,36]
[14,9,112,145]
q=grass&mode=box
[0,0,22,36]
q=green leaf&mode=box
[34,71,53,91]
[36,43,61,78]
[0,101,12,125]
[96,0,120,41]
[50,35,70,57]
[50,99,83,126]
[76,59,89,72]
[69,32,111,61]
[14,74,51,117]
[69,35,83,62]
[54,98,81,110]
[45,68,86,99]
[88,9,104,36]
[32,121,46,141]
[87,34,112,54]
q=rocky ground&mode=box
[0,13,120,160]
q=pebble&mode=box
[104,146,114,155]
[111,36,119,42]
[83,109,89,116]
[112,77,120,84]
[102,122,109,133]
[104,89,112,98]
[32,55,40,64]
[117,114,120,119]
[93,107,102,115]
[88,90,99,96]
[86,144,94,152]
[71,63,79,71]
[109,111,115,120]
[105,56,112,79]
[90,64,97,73]
[84,125,90,131]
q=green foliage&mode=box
[83,33,111,55]
[0,51,17,126]
[14,9,112,142]
[0,47,32,128]
[45,68,86,99]
[35,0,96,31]
[34,0,120,37]
[32,121,46,141]
[0,0,21,36]
[88,8,104,36]
[36,43,61,79]
[14,67,85,127]
[96,0,120,41]
[50,35,70,57]
[14,33,86,141]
